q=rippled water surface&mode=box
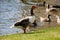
[0,0,26,36]
[0,0,60,36]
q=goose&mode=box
[53,5,60,8]
[40,14,51,23]
[55,15,60,24]
[46,4,58,14]
[37,1,46,7]
[10,5,38,33]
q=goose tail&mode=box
[10,24,14,28]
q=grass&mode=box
[0,26,60,40]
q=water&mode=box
[0,0,60,36]
[0,0,26,36]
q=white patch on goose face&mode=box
[29,16,35,23]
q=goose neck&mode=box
[48,15,51,21]
[43,1,46,6]
[31,8,34,16]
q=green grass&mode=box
[0,26,60,40]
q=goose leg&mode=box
[22,27,26,33]
[32,20,37,28]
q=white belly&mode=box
[29,16,35,23]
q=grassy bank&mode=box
[0,26,60,40]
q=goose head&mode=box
[43,1,46,6]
